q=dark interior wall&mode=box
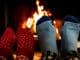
[0,0,5,36]
[7,0,36,31]
[40,0,80,19]
[6,0,80,25]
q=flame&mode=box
[26,18,34,28]
[53,20,62,40]
[13,54,16,60]
[22,20,27,29]
[26,0,52,33]
[55,27,61,40]
[21,0,62,40]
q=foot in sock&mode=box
[0,27,15,59]
[16,27,35,60]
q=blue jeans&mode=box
[61,16,80,56]
[36,16,80,55]
[36,21,58,55]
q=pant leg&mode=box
[61,16,80,55]
[36,21,58,55]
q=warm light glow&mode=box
[33,35,38,38]
[33,12,42,23]
[36,0,39,6]
[21,0,62,40]
[59,36,61,40]
[56,27,61,40]
[53,20,62,40]
[53,20,56,24]
[26,18,34,28]
[13,54,16,60]
[26,0,52,33]
[56,28,58,34]
[22,21,27,29]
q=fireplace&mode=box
[13,0,62,40]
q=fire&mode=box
[56,28,61,40]
[53,20,62,40]
[22,20,27,29]
[26,0,52,33]
[26,18,34,28]
[21,0,62,40]
[13,54,16,60]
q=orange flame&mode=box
[26,0,52,33]
[53,20,62,40]
[26,18,34,28]
[21,0,62,40]
[22,20,27,29]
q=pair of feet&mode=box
[0,27,35,60]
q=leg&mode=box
[61,16,80,59]
[0,27,15,60]
[16,27,35,60]
[36,16,58,59]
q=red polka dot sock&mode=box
[0,27,16,59]
[16,27,35,60]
